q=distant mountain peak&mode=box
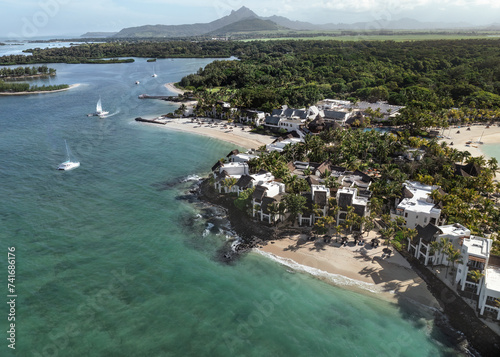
[229,6,257,18]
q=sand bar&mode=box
[0,83,80,96]
[258,232,441,308]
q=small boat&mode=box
[58,140,80,171]
[135,81,140,84]
[87,97,109,117]
[151,73,157,77]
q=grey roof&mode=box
[324,110,349,120]
[226,149,239,158]
[261,196,277,214]
[353,204,366,217]
[264,115,281,126]
[415,224,442,244]
[211,161,222,172]
[314,191,328,206]
[338,192,353,210]
[252,186,268,201]
[236,175,253,189]
[402,187,414,199]
[353,170,374,183]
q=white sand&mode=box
[164,82,185,95]
[439,123,500,159]
[137,117,276,150]
[258,232,440,308]
[0,83,80,96]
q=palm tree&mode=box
[467,270,484,284]
[438,237,452,266]
[429,241,440,266]
[380,227,395,246]
[446,248,463,284]
[267,202,279,225]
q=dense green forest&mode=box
[2,39,500,124]
[0,65,55,78]
[0,80,69,93]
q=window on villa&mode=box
[405,213,408,218]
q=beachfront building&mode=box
[297,184,331,226]
[212,162,249,193]
[391,181,443,229]
[239,110,266,126]
[452,235,500,320]
[407,223,470,266]
[266,136,303,153]
[479,260,500,320]
[336,187,369,232]
[252,182,286,223]
[226,149,258,163]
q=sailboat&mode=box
[88,97,109,117]
[58,140,80,170]
[152,64,157,77]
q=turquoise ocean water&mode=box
[1,45,463,356]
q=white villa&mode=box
[456,236,500,320]
[407,223,500,320]
[392,181,443,229]
[407,223,470,266]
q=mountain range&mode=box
[90,6,486,38]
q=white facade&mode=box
[453,235,500,320]
[266,137,303,152]
[217,162,249,177]
[393,181,442,229]
[251,171,275,186]
[278,118,305,133]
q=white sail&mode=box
[96,98,103,113]
[58,140,80,170]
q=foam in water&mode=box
[254,249,383,294]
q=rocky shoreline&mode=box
[194,177,500,356]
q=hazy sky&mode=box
[3,0,500,38]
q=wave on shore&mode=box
[254,249,383,295]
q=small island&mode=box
[0,65,76,95]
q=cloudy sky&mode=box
[3,0,500,38]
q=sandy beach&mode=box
[136,117,276,150]
[0,83,80,95]
[164,82,185,95]
[257,232,441,308]
[439,123,500,159]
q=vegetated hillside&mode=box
[210,18,282,35]
[113,6,258,38]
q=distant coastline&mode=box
[0,83,80,96]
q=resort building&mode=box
[336,187,369,231]
[297,184,331,226]
[239,110,266,126]
[392,181,443,229]
[454,236,500,320]
[266,136,303,152]
[407,223,470,266]
[226,149,258,163]
[252,182,286,223]
[212,162,250,193]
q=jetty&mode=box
[135,117,168,125]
